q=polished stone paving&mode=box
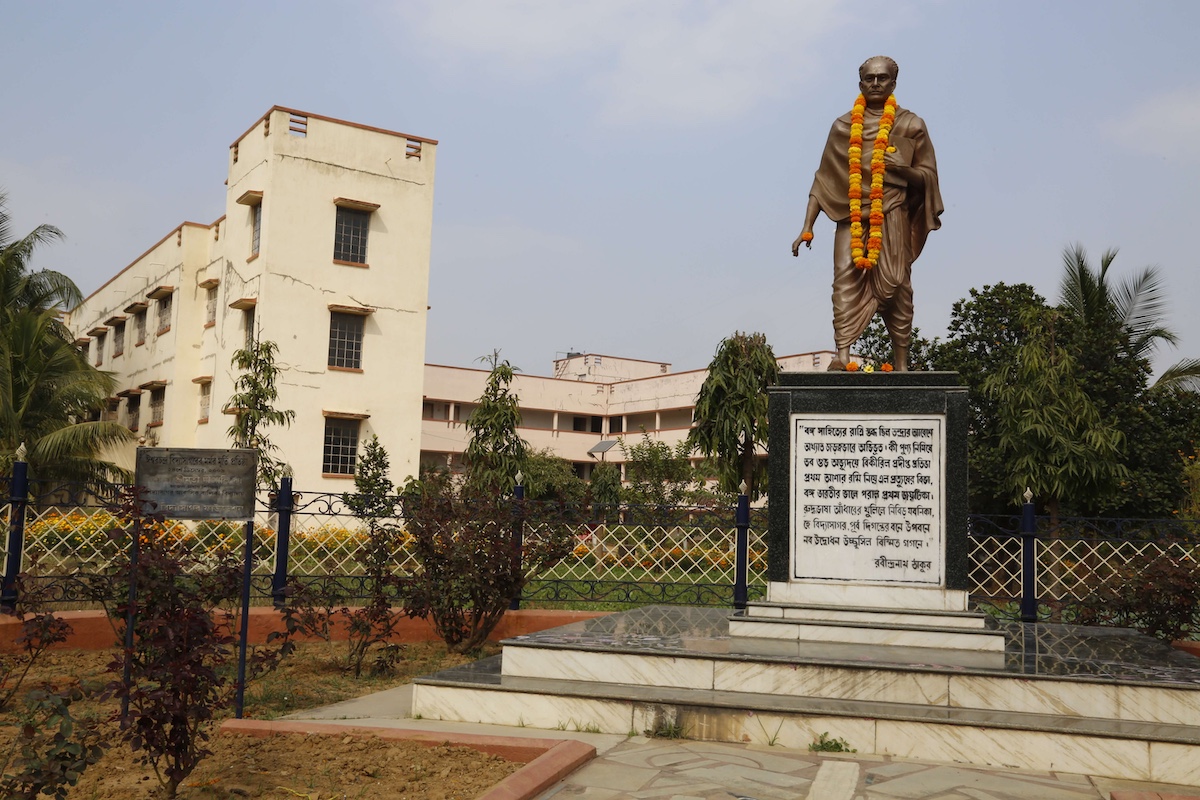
[505,606,1200,687]
[533,738,1200,799]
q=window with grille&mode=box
[127,396,140,431]
[205,288,217,326]
[251,203,262,257]
[157,295,172,334]
[94,333,105,366]
[198,383,211,421]
[244,308,255,348]
[135,311,146,345]
[149,389,165,426]
[328,313,364,369]
[333,207,370,264]
[322,417,361,475]
[112,323,125,357]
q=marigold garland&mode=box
[848,93,897,270]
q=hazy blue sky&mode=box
[3,1,1198,378]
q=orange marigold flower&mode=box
[881,362,894,372]
[846,361,860,371]
[800,232,813,242]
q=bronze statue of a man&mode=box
[792,56,943,371]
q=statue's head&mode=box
[858,56,898,103]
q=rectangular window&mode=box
[322,418,361,475]
[94,333,105,366]
[149,388,165,427]
[243,307,255,348]
[205,288,217,326]
[251,203,262,257]
[609,416,624,434]
[135,311,146,345]
[157,295,172,334]
[333,207,370,264]
[112,323,125,357]
[198,383,211,422]
[127,396,140,432]
[328,312,365,369]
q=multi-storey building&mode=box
[68,106,830,491]
[420,351,830,481]
[67,107,437,489]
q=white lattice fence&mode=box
[531,523,769,583]
[1036,537,1199,601]
[968,534,1022,598]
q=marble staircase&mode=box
[411,606,1200,785]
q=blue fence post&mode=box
[733,485,750,611]
[120,514,142,726]
[1019,488,1038,623]
[1,455,30,614]
[510,473,525,612]
[271,475,294,608]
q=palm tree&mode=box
[0,192,133,482]
[0,190,80,319]
[1059,244,1200,390]
[0,309,133,482]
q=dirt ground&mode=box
[0,644,520,799]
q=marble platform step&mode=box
[729,612,1008,652]
[742,600,993,630]
[497,642,1200,724]
[411,656,1200,786]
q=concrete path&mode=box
[283,685,1200,800]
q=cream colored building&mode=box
[67,107,437,490]
[420,351,831,481]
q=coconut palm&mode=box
[0,192,132,482]
[1059,244,1200,390]
[0,308,133,482]
[0,190,80,319]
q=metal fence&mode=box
[4,466,1199,618]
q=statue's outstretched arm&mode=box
[792,195,823,256]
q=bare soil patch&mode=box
[1,642,518,799]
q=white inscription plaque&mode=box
[791,413,943,586]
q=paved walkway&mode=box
[284,685,1200,800]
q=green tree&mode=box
[620,431,697,507]
[1059,244,1200,391]
[339,435,403,677]
[1,310,133,481]
[224,339,295,488]
[521,448,586,503]
[464,352,527,495]
[983,308,1126,523]
[688,332,779,499]
[0,193,132,481]
[0,190,79,320]
[1056,245,1200,516]
[930,283,1049,514]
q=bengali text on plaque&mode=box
[791,414,943,585]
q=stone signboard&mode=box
[791,413,943,586]
[135,448,258,520]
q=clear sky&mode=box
[3,1,1198,379]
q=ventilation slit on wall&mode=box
[289,113,308,137]
[406,138,422,159]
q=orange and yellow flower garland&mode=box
[848,93,896,270]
